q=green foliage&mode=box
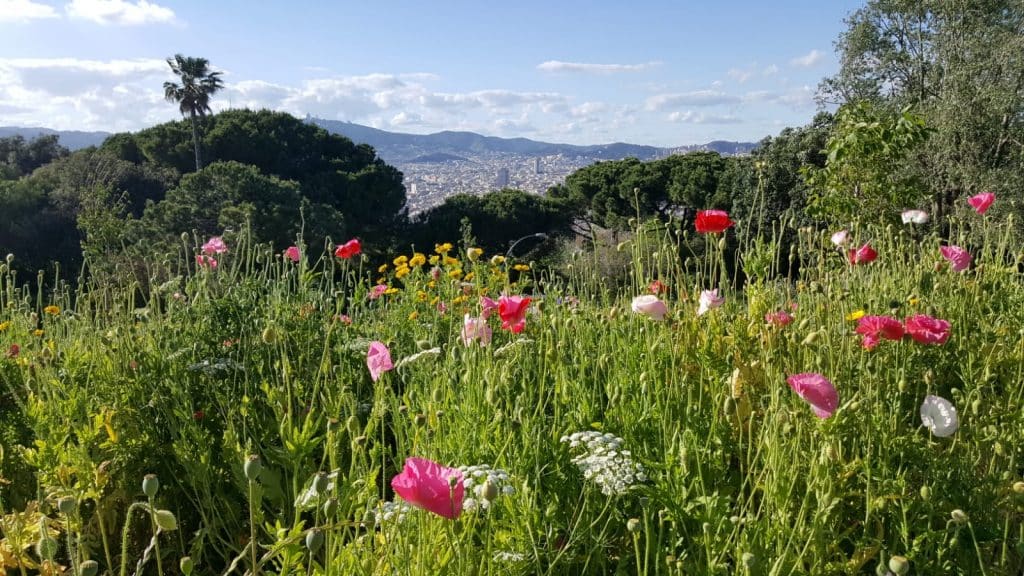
[163,54,225,171]
[0,134,68,179]
[804,102,931,224]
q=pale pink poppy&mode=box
[196,255,218,269]
[480,296,499,318]
[830,230,849,246]
[901,210,930,224]
[366,341,394,381]
[904,314,951,345]
[765,311,794,327]
[631,295,668,321]
[855,315,905,350]
[368,284,388,300]
[968,192,995,215]
[697,289,724,316]
[390,457,464,519]
[939,245,971,272]
[202,236,228,255]
[284,246,301,262]
[786,373,839,419]
[461,314,492,347]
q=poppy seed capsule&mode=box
[244,455,263,482]
[57,496,76,515]
[36,536,59,560]
[323,497,339,517]
[142,474,159,498]
[305,529,324,553]
[313,472,329,495]
[888,555,910,575]
[80,560,99,576]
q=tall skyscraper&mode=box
[495,167,510,188]
[534,157,542,175]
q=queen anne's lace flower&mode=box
[457,464,516,511]
[560,431,647,495]
[370,500,414,524]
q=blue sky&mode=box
[0,0,864,146]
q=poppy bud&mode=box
[180,556,194,576]
[305,529,324,553]
[414,414,427,427]
[57,496,76,515]
[888,555,910,575]
[626,518,641,532]
[36,536,59,560]
[313,472,329,495]
[5,254,13,265]
[154,509,178,531]
[80,560,99,576]
[950,509,968,524]
[323,497,339,517]
[1012,481,1024,494]
[481,480,499,502]
[920,485,931,501]
[741,552,756,568]
[142,474,159,498]
[244,455,263,482]
[345,415,360,436]
[261,326,278,344]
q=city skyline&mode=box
[1,0,864,147]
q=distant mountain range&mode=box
[1,120,758,163]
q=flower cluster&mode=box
[855,313,951,350]
[457,464,516,512]
[370,500,414,524]
[560,431,647,495]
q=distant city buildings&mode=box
[495,167,510,188]
[534,157,542,174]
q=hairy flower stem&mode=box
[147,497,164,576]
[118,502,149,576]
[248,480,259,576]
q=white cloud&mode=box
[763,64,779,76]
[389,111,422,127]
[537,60,660,74]
[66,0,175,25]
[667,110,742,124]
[727,67,754,84]
[0,0,59,22]
[645,90,740,111]
[789,49,823,68]
[742,86,815,110]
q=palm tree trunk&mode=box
[190,109,203,171]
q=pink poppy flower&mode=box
[498,295,531,333]
[368,284,388,300]
[855,315,905,350]
[195,255,218,269]
[765,311,794,327]
[939,245,971,272]
[284,246,301,262]
[390,457,464,519]
[697,289,724,316]
[904,314,951,345]
[335,314,352,325]
[631,295,668,321]
[786,373,839,419]
[848,243,878,265]
[480,296,499,318]
[968,192,995,215]
[366,341,393,381]
[334,238,361,259]
[900,210,930,224]
[830,230,849,246]
[202,236,228,255]
[461,314,492,346]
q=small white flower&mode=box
[901,209,930,224]
[830,230,849,246]
[395,347,442,369]
[921,395,958,437]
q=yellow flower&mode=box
[409,253,427,267]
[463,272,475,281]
[513,264,530,272]
[452,295,467,305]
[0,321,9,331]
[416,290,428,302]
[395,266,411,280]
[466,247,484,261]
[434,242,453,254]
[378,264,389,273]
[489,255,506,266]
[427,280,437,289]
[408,311,419,321]
[428,255,440,266]
[845,310,866,322]
[384,287,400,295]
[376,277,387,285]
[442,255,460,267]
[43,305,60,315]
[908,297,920,307]
[33,329,44,337]
[393,255,409,266]
[448,269,463,280]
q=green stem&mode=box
[119,502,148,576]
[147,498,164,576]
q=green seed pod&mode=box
[80,560,99,576]
[414,413,428,427]
[481,480,499,502]
[951,509,968,524]
[432,387,444,403]
[920,485,931,501]
[36,536,59,560]
[801,330,820,346]
[154,509,178,531]
[323,497,339,518]
[244,455,263,482]
[57,496,76,515]
[313,472,329,495]
[142,474,159,498]
[888,555,910,575]
[261,326,278,344]
[305,529,324,553]
[1012,481,1024,495]
[180,556,195,576]
[345,415,360,436]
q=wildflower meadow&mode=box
[1,196,1023,576]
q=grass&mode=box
[0,207,1023,575]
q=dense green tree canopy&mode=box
[0,135,68,180]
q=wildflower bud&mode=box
[729,515,741,525]
[261,326,278,344]
[398,404,409,414]
[244,455,263,482]
[142,474,159,498]
[1013,481,1024,494]
[180,556,195,576]
[995,442,1005,456]
[919,485,931,501]
[154,509,178,531]
[950,509,968,524]
[180,232,190,243]
[626,518,641,532]
[874,562,888,576]
[345,415,360,436]
[718,237,727,251]
[616,241,628,252]
[305,529,324,553]
[57,496,76,515]
[432,387,444,403]
[36,536,59,560]
[481,480,499,502]
[312,472,330,495]
[801,330,820,346]
[741,552,756,568]
[323,497,339,517]
[888,555,910,575]
[4,253,13,265]
[80,560,99,576]
[414,413,427,427]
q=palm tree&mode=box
[163,54,224,171]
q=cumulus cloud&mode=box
[789,49,823,68]
[727,67,754,84]
[763,64,779,76]
[667,111,742,124]
[645,90,740,111]
[742,86,815,110]
[66,0,176,25]
[537,60,660,74]
[0,0,59,22]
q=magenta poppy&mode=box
[939,245,971,272]
[498,295,531,333]
[786,373,839,419]
[366,341,393,381]
[695,210,735,234]
[968,192,995,215]
[195,255,218,269]
[480,296,499,319]
[284,246,301,262]
[904,314,951,345]
[6,344,19,358]
[390,457,464,519]
[847,243,878,265]
[202,236,228,255]
[765,311,794,327]
[334,238,361,259]
[368,284,388,300]
[855,315,905,350]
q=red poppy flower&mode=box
[855,315,904,350]
[904,314,951,345]
[847,243,877,265]
[334,238,361,259]
[498,295,531,333]
[695,210,735,234]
